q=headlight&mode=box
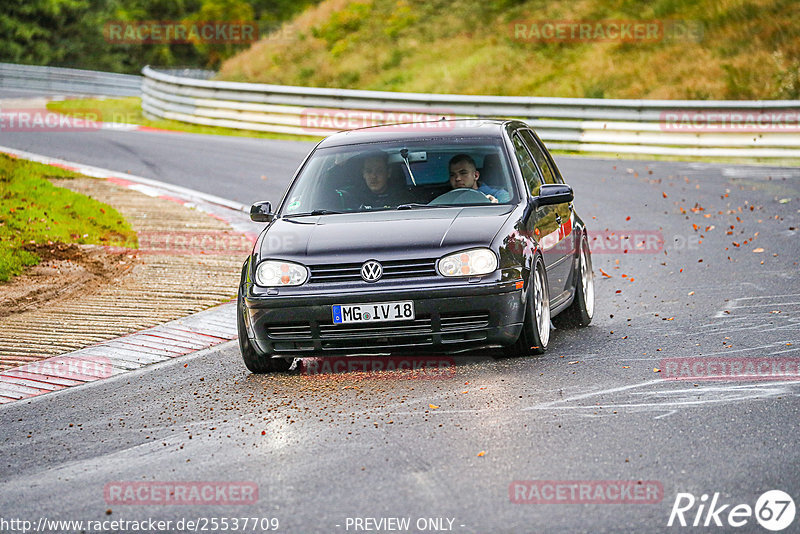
[255,260,308,287]
[438,248,498,277]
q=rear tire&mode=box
[237,285,292,373]
[505,256,550,357]
[558,234,594,327]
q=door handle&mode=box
[556,214,562,225]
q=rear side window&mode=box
[520,130,557,184]
[511,133,542,196]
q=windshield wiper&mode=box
[396,203,437,210]
[284,209,344,217]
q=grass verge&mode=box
[219,0,800,101]
[46,97,324,142]
[0,154,137,283]
[550,150,800,167]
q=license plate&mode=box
[332,301,415,324]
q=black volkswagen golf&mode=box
[237,119,594,372]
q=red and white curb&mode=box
[0,303,237,404]
[0,144,248,213]
[0,146,264,405]
[0,144,261,241]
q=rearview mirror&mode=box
[250,201,274,222]
[533,184,573,208]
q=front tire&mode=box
[237,285,292,373]
[505,256,550,357]
[558,234,594,327]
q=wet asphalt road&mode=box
[0,126,799,533]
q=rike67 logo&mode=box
[668,490,795,531]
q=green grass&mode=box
[0,154,138,283]
[549,150,800,167]
[46,97,324,142]
[219,0,799,100]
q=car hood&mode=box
[258,206,515,262]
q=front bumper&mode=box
[242,281,526,356]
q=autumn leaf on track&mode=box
[753,248,764,253]
[599,268,612,278]
[477,451,486,457]
[662,192,668,198]
[429,404,439,410]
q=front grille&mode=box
[262,311,492,353]
[440,311,490,343]
[266,323,312,340]
[265,323,314,352]
[319,317,433,338]
[440,312,490,331]
[320,316,433,351]
[308,259,437,283]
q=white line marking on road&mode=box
[693,342,796,357]
[528,382,800,411]
[653,410,677,419]
[522,379,664,410]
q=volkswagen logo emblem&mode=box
[360,260,383,282]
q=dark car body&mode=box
[238,119,593,372]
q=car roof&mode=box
[316,119,515,148]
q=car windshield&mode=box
[280,138,515,216]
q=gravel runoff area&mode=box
[0,176,249,371]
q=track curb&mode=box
[0,146,256,404]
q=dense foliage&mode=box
[218,0,800,100]
[0,0,321,72]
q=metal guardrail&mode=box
[142,66,800,158]
[0,63,141,97]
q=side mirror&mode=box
[250,201,274,222]
[532,183,573,208]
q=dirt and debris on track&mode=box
[0,178,246,372]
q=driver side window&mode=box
[520,129,556,184]
[512,133,543,196]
